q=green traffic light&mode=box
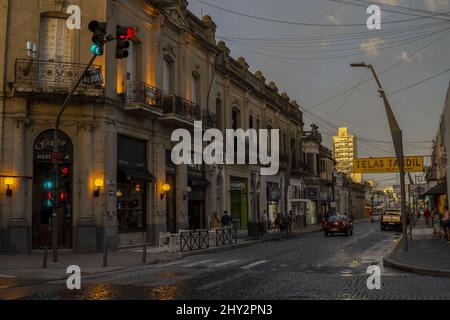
[43,180,53,190]
[90,44,103,56]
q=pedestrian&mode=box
[262,210,269,233]
[441,206,450,242]
[275,213,285,233]
[424,207,431,226]
[221,211,232,228]
[211,211,221,230]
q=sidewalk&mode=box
[0,220,366,281]
[384,218,450,277]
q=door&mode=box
[32,163,73,249]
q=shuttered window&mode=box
[39,16,74,62]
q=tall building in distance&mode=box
[333,127,362,182]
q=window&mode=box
[216,98,223,131]
[39,16,74,62]
[126,41,140,83]
[191,73,200,104]
[163,59,174,94]
[117,135,150,232]
[249,115,254,129]
[320,160,326,173]
[232,107,240,130]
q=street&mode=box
[2,221,450,300]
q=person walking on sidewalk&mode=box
[221,211,232,228]
[442,206,450,242]
[424,207,431,226]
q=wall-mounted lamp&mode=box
[184,186,193,200]
[161,183,171,200]
[5,177,13,197]
[94,178,104,197]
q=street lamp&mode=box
[351,62,408,251]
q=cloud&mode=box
[423,0,449,12]
[326,14,341,25]
[396,49,427,63]
[360,38,386,57]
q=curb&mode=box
[383,235,450,277]
[383,255,450,277]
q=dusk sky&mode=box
[188,0,450,186]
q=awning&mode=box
[421,182,447,197]
[188,177,210,188]
[119,166,156,182]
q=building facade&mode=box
[333,127,361,183]
[0,0,309,254]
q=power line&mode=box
[305,29,450,110]
[331,0,450,22]
[193,0,443,27]
[388,68,450,95]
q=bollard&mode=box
[142,241,147,264]
[103,243,108,267]
[42,246,48,268]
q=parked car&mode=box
[381,209,402,231]
[324,215,354,236]
[371,210,382,223]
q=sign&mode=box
[34,130,73,164]
[306,189,319,200]
[353,156,424,174]
[411,184,428,195]
[82,69,103,86]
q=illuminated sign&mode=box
[353,157,424,174]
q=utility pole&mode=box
[351,63,408,251]
[51,54,98,262]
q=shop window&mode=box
[116,175,147,231]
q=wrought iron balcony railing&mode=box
[14,59,103,95]
[124,81,163,110]
[202,110,217,128]
[162,95,203,122]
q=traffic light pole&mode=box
[52,54,98,262]
[351,63,408,251]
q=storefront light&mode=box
[94,178,104,197]
[161,183,171,199]
[5,177,13,197]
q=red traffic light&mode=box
[61,166,69,176]
[118,27,136,40]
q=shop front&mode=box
[305,188,319,225]
[230,176,248,230]
[32,129,73,249]
[187,164,209,230]
[116,135,155,244]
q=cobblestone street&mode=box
[2,221,449,300]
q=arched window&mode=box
[231,106,241,130]
[216,98,223,131]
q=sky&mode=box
[188,0,450,187]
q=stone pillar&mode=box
[7,117,31,254]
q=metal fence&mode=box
[159,227,238,253]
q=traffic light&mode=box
[88,20,107,56]
[115,25,135,59]
[44,191,54,208]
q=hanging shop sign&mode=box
[353,156,424,174]
[33,129,73,164]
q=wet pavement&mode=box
[3,221,450,300]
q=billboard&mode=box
[353,156,424,174]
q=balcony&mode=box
[14,59,103,97]
[162,95,216,129]
[123,81,163,116]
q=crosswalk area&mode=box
[153,258,270,270]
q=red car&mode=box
[324,215,354,237]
